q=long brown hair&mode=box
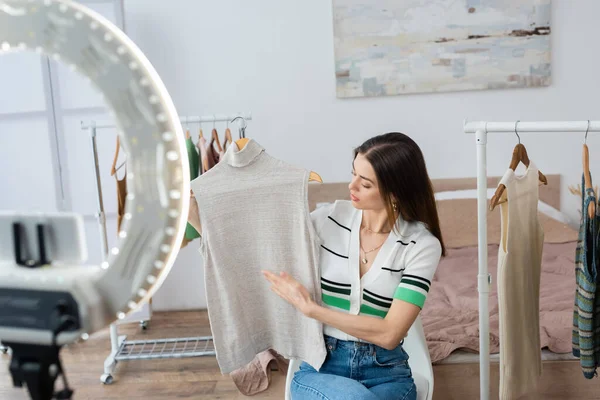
[354,132,446,256]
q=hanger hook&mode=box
[213,114,216,130]
[230,116,247,139]
[585,120,590,144]
[514,120,521,144]
[230,116,247,129]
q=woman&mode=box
[188,132,445,400]
[262,132,445,400]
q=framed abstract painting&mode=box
[332,0,552,98]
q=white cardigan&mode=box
[311,200,442,342]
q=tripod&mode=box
[6,342,73,400]
[3,222,77,400]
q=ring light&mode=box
[0,0,188,392]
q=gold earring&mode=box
[393,203,397,211]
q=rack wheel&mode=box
[100,374,114,385]
[140,320,149,330]
[0,347,7,354]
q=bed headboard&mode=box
[307,174,561,211]
[430,175,561,209]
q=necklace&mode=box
[360,240,386,264]
[361,225,391,234]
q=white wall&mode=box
[0,52,61,213]
[121,0,599,310]
[123,0,599,205]
[0,1,140,294]
[1,1,593,312]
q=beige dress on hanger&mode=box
[497,161,544,399]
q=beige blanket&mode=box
[421,242,577,363]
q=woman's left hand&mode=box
[261,270,316,317]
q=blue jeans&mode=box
[291,335,416,400]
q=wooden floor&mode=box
[1,311,599,399]
[0,311,285,400]
[433,360,600,400]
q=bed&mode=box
[308,176,590,398]
[423,175,578,366]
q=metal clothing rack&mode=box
[80,112,252,385]
[83,121,152,385]
[464,119,600,400]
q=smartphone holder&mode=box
[12,223,50,268]
[3,220,79,400]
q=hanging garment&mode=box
[197,136,216,174]
[199,134,204,175]
[190,139,326,374]
[115,167,127,233]
[230,349,289,396]
[182,136,201,248]
[209,141,224,165]
[572,176,600,378]
[111,136,127,233]
[496,161,544,399]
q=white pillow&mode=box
[434,188,496,201]
[435,189,572,225]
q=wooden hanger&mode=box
[235,138,249,149]
[110,136,126,176]
[233,138,322,182]
[210,128,223,153]
[309,171,323,183]
[583,144,595,218]
[489,126,547,211]
[583,122,595,219]
[195,128,209,173]
[223,127,233,149]
[185,129,190,139]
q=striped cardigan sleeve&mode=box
[393,233,442,308]
[310,202,334,237]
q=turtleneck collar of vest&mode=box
[224,138,265,168]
